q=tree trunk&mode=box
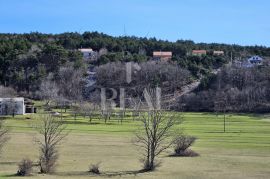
[74,113,77,120]
[89,115,92,123]
[60,107,63,120]
[223,113,226,133]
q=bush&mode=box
[17,159,33,176]
[141,158,161,172]
[89,162,101,174]
[172,135,198,157]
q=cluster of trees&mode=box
[94,61,191,100]
[0,86,17,97]
[37,64,86,108]
[179,63,270,113]
[0,37,85,93]
[2,32,270,94]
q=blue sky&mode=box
[0,0,269,46]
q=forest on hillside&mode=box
[1,32,270,112]
[178,64,270,113]
[1,31,270,92]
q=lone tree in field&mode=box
[134,108,180,171]
[35,115,68,173]
[214,91,229,133]
[0,121,9,156]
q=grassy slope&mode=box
[0,112,270,178]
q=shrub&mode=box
[172,135,198,157]
[141,158,161,172]
[17,159,33,176]
[89,162,101,174]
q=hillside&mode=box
[1,32,270,91]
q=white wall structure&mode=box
[0,98,25,115]
[78,48,94,60]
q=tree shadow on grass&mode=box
[204,131,244,134]
[54,169,148,178]
[1,174,18,178]
[61,120,128,126]
[94,169,149,177]
[0,161,18,165]
[168,151,200,158]
[61,121,100,125]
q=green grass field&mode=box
[0,111,270,179]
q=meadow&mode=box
[0,110,270,179]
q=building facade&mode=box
[192,50,207,56]
[213,51,224,56]
[234,56,264,68]
[78,48,94,60]
[0,98,25,115]
[153,51,172,61]
[247,56,263,65]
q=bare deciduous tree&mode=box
[55,96,70,119]
[95,61,191,98]
[100,102,113,124]
[80,102,95,123]
[39,74,59,108]
[128,97,142,121]
[35,115,68,173]
[57,65,84,102]
[134,109,180,171]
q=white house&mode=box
[235,56,264,68]
[247,56,264,65]
[78,48,94,60]
[0,98,25,115]
[213,51,224,56]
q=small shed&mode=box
[25,99,37,113]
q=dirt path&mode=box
[163,80,200,105]
[163,68,221,107]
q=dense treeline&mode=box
[179,63,270,113]
[0,40,85,92]
[93,61,191,99]
[1,31,270,95]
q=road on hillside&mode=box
[163,68,221,107]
